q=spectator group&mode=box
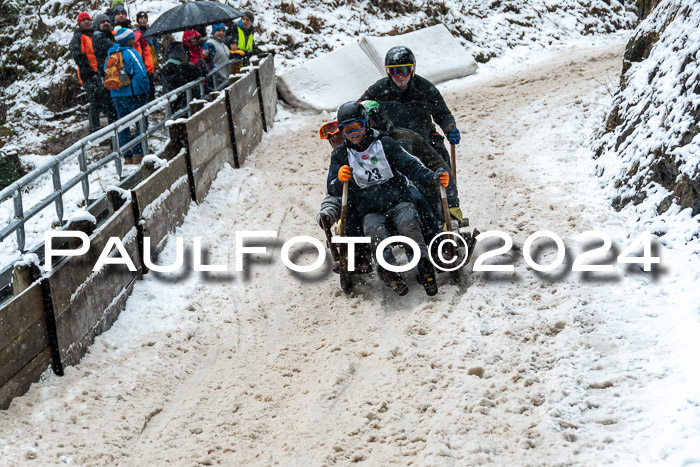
[70,0,264,164]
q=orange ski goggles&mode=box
[319,121,340,139]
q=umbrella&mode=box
[144,1,244,37]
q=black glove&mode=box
[433,170,449,188]
[317,211,333,228]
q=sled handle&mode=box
[320,215,340,263]
[440,185,452,233]
[449,124,457,181]
[339,181,349,237]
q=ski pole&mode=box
[449,124,457,181]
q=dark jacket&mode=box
[161,45,207,111]
[372,109,448,172]
[69,27,97,84]
[327,130,434,219]
[92,29,115,76]
[359,74,456,140]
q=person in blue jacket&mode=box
[327,102,450,297]
[106,26,150,164]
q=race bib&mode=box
[347,140,394,188]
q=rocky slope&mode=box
[593,0,699,242]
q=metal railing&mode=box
[0,57,242,255]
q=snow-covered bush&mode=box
[593,0,699,243]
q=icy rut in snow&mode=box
[0,39,698,465]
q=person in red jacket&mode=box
[69,12,113,134]
[183,30,207,69]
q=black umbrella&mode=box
[144,1,244,37]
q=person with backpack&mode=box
[113,5,155,100]
[359,46,462,186]
[326,101,450,296]
[70,12,112,134]
[203,23,231,88]
[104,27,150,164]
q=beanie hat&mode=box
[111,0,125,7]
[242,11,254,22]
[212,23,225,33]
[136,11,148,20]
[114,26,135,44]
[113,4,127,15]
[77,12,91,25]
[167,43,188,62]
[92,13,110,30]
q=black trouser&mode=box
[85,77,117,133]
[362,202,433,282]
[148,74,156,102]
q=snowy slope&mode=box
[0,0,637,272]
[0,38,698,465]
[0,0,636,156]
[593,0,700,251]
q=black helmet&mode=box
[385,46,415,67]
[337,101,368,124]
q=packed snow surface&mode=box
[0,37,698,465]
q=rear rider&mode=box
[359,46,462,176]
[326,102,450,296]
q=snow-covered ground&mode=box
[1,36,699,465]
[0,0,636,272]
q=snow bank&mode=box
[593,0,700,251]
[359,25,478,85]
[277,42,382,111]
[278,26,478,111]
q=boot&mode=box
[416,256,438,296]
[378,267,408,296]
[355,250,373,274]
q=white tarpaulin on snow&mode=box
[359,25,478,85]
[276,42,383,111]
[277,25,478,111]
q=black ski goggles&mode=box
[386,64,415,78]
[338,118,367,135]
